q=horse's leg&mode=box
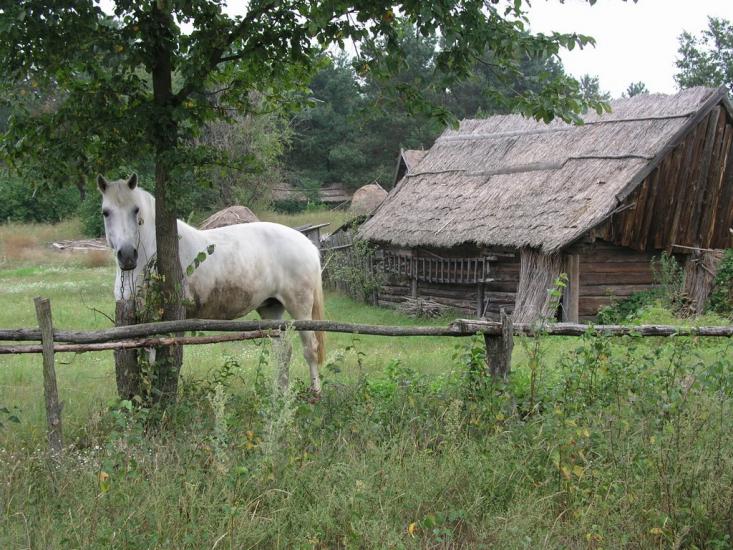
[256,299,290,390]
[298,329,322,395]
[281,296,322,395]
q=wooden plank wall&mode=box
[597,105,733,251]
[574,241,658,320]
[376,245,520,319]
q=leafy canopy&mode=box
[675,16,733,94]
[0,0,608,184]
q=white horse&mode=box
[97,173,325,394]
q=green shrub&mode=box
[596,252,691,323]
[78,192,105,237]
[271,198,307,213]
[596,289,660,324]
[708,249,733,316]
[0,172,80,223]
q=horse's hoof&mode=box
[306,388,321,404]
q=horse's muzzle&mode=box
[117,246,138,271]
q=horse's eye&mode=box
[133,206,140,215]
[102,209,110,218]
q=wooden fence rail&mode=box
[3,297,733,460]
[3,318,733,346]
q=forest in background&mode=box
[0,16,731,228]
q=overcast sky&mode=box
[526,0,733,98]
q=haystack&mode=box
[199,206,259,230]
[350,183,388,215]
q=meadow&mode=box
[1,216,733,549]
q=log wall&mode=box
[596,105,733,251]
[571,241,658,320]
[376,244,519,319]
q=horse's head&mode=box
[97,174,145,271]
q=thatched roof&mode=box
[200,206,259,230]
[361,87,733,253]
[350,183,388,215]
[393,148,428,186]
[271,182,352,205]
[271,182,306,202]
[402,149,428,172]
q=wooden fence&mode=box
[2,297,733,458]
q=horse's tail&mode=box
[312,274,326,365]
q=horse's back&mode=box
[185,221,321,319]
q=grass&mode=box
[1,221,733,548]
[254,207,354,235]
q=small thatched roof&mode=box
[361,87,733,253]
[271,182,352,205]
[402,149,428,171]
[393,148,428,186]
[319,183,352,205]
[200,206,259,230]
[350,183,388,215]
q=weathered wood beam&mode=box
[3,319,732,344]
[484,310,513,380]
[0,330,278,355]
[34,297,63,459]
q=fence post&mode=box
[33,297,63,458]
[484,309,513,381]
[115,299,141,400]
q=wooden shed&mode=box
[271,182,352,207]
[358,87,733,321]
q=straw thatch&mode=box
[393,148,428,185]
[361,87,733,253]
[271,183,307,202]
[319,183,352,205]
[271,182,352,205]
[350,183,388,215]
[402,149,427,172]
[199,206,259,230]
[512,249,563,324]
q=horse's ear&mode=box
[97,175,108,193]
[127,173,138,190]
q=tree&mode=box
[0,0,606,405]
[676,17,733,93]
[579,74,611,104]
[195,94,291,208]
[625,81,648,97]
[286,54,370,186]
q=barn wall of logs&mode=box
[596,105,733,252]
[566,241,659,321]
[324,235,671,321]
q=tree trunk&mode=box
[149,2,184,406]
[114,299,141,399]
[76,173,86,201]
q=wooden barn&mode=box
[356,87,733,322]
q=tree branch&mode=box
[174,1,278,105]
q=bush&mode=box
[78,192,105,237]
[0,172,80,223]
[271,198,307,214]
[596,290,659,324]
[708,249,733,316]
[596,252,691,323]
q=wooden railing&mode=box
[3,297,732,458]
[382,251,494,284]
